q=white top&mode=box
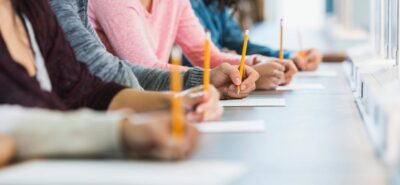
[23,15,52,92]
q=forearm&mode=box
[0,106,123,159]
[108,89,172,113]
[132,65,203,91]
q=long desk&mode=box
[192,63,388,185]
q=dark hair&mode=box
[204,0,240,12]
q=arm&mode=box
[49,0,202,91]
[174,0,256,68]
[0,106,123,159]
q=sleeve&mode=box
[0,106,123,159]
[219,9,292,59]
[49,0,142,90]
[40,0,126,111]
[89,0,187,71]
[130,65,204,91]
[174,0,256,68]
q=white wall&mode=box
[265,0,326,29]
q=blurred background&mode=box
[235,0,376,56]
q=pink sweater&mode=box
[88,0,256,71]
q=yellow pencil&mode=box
[297,29,306,59]
[279,19,284,61]
[204,31,211,91]
[170,46,184,139]
[237,30,250,95]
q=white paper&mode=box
[297,70,338,77]
[197,120,265,133]
[276,83,325,91]
[220,98,286,107]
[0,160,247,185]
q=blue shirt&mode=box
[184,0,291,67]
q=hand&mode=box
[292,48,323,71]
[121,111,199,161]
[252,57,285,90]
[0,134,15,166]
[210,63,259,99]
[276,59,298,86]
[178,86,223,122]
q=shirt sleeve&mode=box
[219,9,292,59]
[174,0,256,68]
[40,0,126,111]
[89,0,188,71]
[0,106,123,159]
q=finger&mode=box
[180,85,204,96]
[273,61,286,72]
[183,91,208,111]
[242,65,259,86]
[225,86,247,99]
[187,112,204,123]
[185,125,200,157]
[240,82,256,94]
[219,63,242,85]
[273,70,285,78]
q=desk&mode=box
[192,63,388,185]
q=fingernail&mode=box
[223,87,228,93]
[241,84,247,90]
[234,77,241,84]
[229,85,236,91]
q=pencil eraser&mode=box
[171,45,182,60]
[206,31,211,40]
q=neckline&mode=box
[141,0,156,17]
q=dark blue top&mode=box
[184,0,291,67]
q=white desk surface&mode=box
[192,63,387,185]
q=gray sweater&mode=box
[49,0,203,91]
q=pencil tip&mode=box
[244,30,249,35]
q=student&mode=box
[0,106,198,160]
[48,0,260,99]
[0,133,14,166]
[189,0,323,71]
[0,0,224,119]
[88,0,297,90]
[0,0,212,160]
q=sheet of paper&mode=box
[0,160,247,185]
[297,70,338,77]
[197,120,265,133]
[276,83,326,91]
[220,98,286,107]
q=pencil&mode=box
[237,30,250,95]
[279,19,284,61]
[204,31,211,91]
[170,46,184,139]
[297,30,306,59]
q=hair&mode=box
[204,0,240,12]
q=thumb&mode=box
[219,63,242,85]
